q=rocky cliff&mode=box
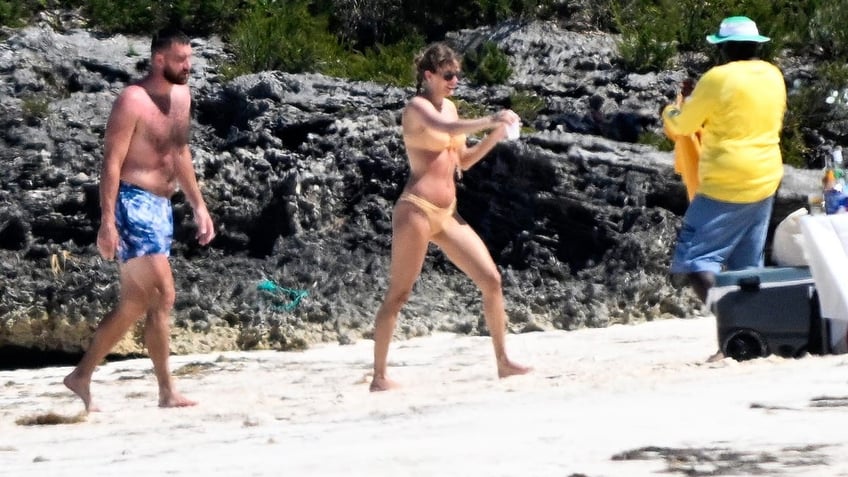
[0,20,819,361]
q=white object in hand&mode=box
[506,121,520,140]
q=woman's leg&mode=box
[433,215,531,378]
[371,202,432,391]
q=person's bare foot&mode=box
[497,359,532,379]
[159,391,198,408]
[369,375,401,392]
[706,350,725,363]
[63,371,100,412]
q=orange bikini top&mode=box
[402,126,466,153]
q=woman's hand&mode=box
[491,109,520,126]
[490,109,520,140]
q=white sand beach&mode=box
[2,316,848,477]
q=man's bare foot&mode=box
[369,376,401,392]
[63,371,100,412]
[706,349,725,363]
[497,359,532,379]
[159,391,198,408]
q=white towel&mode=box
[771,208,809,266]
[800,214,848,352]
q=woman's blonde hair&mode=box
[413,42,461,94]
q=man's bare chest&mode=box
[137,103,191,151]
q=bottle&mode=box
[833,146,845,191]
[823,167,848,214]
[822,164,842,215]
[808,191,824,215]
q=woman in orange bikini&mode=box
[370,42,531,392]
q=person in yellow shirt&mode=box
[662,16,786,304]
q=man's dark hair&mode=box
[719,41,759,62]
[151,28,190,55]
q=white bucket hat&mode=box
[706,16,770,44]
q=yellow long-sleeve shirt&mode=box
[662,60,786,203]
[664,122,701,202]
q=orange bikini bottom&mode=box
[399,192,457,235]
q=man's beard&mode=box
[163,66,189,85]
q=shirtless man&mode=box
[64,28,215,411]
[370,42,531,392]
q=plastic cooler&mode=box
[707,266,828,361]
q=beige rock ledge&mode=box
[1,312,252,356]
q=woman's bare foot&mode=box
[497,359,532,379]
[369,376,401,392]
[159,391,198,408]
[63,371,100,412]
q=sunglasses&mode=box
[441,71,461,81]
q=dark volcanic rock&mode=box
[0,22,818,357]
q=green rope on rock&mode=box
[257,279,308,311]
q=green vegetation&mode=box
[224,1,423,85]
[454,98,492,129]
[612,0,678,73]
[0,0,27,27]
[508,90,545,125]
[610,0,814,69]
[784,62,848,167]
[227,0,340,76]
[0,0,540,87]
[610,0,801,71]
[2,1,838,82]
[609,0,848,168]
[323,35,424,86]
[83,0,244,35]
[807,2,848,60]
[21,94,49,125]
[638,131,674,152]
[1,1,844,79]
[463,41,512,86]
[780,112,809,169]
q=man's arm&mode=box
[174,144,215,245]
[97,89,139,259]
[100,91,139,221]
[174,144,204,210]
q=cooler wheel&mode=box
[722,328,768,361]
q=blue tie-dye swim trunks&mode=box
[115,181,173,263]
